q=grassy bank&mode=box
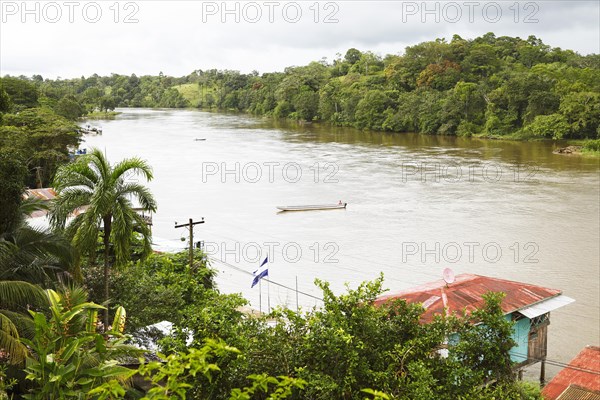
[581,139,600,156]
[84,111,121,120]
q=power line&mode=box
[200,227,447,286]
[509,351,600,375]
[209,256,600,376]
[207,256,324,302]
[200,229,599,324]
[199,230,600,322]
[211,255,595,374]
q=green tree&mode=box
[0,77,39,110]
[354,90,391,130]
[559,92,600,138]
[344,48,362,65]
[99,95,117,112]
[51,149,157,328]
[452,292,516,383]
[0,108,80,187]
[104,250,217,336]
[0,151,27,235]
[0,88,11,114]
[89,339,305,400]
[525,114,570,139]
[55,95,86,120]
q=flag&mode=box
[251,256,269,288]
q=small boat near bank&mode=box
[276,203,347,212]
[80,124,103,134]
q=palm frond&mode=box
[0,225,75,284]
[71,212,101,256]
[0,281,48,311]
[111,157,154,182]
[0,313,28,364]
[111,198,134,267]
[19,197,50,217]
[116,183,157,212]
[0,310,35,339]
[87,148,112,183]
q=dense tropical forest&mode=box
[0,32,597,399]
[1,33,599,142]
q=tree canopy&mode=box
[2,33,598,139]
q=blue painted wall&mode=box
[507,313,531,363]
[446,313,532,364]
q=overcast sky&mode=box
[1,1,598,78]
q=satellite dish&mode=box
[443,268,455,285]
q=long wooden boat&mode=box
[276,203,347,212]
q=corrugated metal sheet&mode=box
[542,346,600,400]
[24,188,58,218]
[519,295,575,318]
[26,188,57,201]
[374,274,564,323]
[556,385,600,400]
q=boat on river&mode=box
[80,124,103,134]
[276,203,347,212]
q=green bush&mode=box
[525,114,570,139]
[583,139,600,152]
[457,120,481,137]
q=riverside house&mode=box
[375,273,575,383]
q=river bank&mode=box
[148,105,600,157]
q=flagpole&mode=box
[267,278,271,314]
[259,279,262,314]
[295,276,299,313]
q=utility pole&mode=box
[175,218,205,270]
[34,166,43,188]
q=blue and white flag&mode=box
[251,256,269,288]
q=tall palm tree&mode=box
[51,148,157,328]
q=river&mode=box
[83,108,599,379]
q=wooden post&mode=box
[540,359,546,387]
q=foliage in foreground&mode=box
[3,247,544,400]
[90,340,306,400]
[13,286,304,400]
[139,269,534,400]
[22,288,136,399]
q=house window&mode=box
[512,313,525,322]
[531,313,549,327]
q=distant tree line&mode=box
[2,33,599,140]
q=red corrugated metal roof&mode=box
[556,385,600,400]
[24,188,90,219]
[542,346,600,400]
[374,274,562,323]
[24,188,58,218]
[26,188,57,201]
